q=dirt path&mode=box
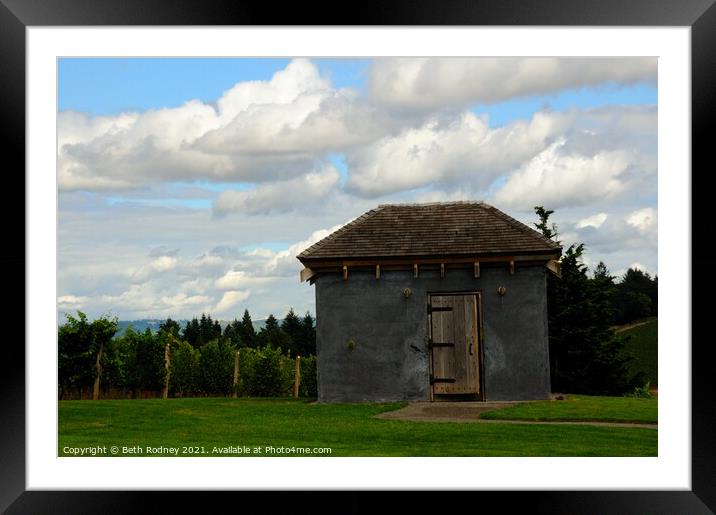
[374,401,657,429]
[612,319,654,333]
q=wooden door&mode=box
[429,294,481,396]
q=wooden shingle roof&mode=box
[297,201,561,263]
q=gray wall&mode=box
[313,264,551,402]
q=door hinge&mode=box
[430,375,456,385]
[427,339,455,349]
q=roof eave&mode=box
[297,248,562,267]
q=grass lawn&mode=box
[480,395,657,424]
[619,318,658,386]
[59,397,656,457]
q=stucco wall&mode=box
[313,264,551,402]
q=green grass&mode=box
[619,318,658,386]
[480,395,657,424]
[58,397,656,457]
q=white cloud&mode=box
[160,293,213,308]
[213,165,340,216]
[491,138,633,209]
[98,283,165,316]
[179,278,214,296]
[58,59,382,192]
[263,223,347,277]
[128,256,178,282]
[214,270,273,290]
[214,290,251,314]
[576,213,608,229]
[345,105,656,200]
[346,110,565,197]
[369,57,656,111]
[626,207,657,234]
[191,254,225,269]
[57,295,90,309]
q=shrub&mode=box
[100,336,134,391]
[299,355,317,398]
[624,380,653,399]
[239,346,293,397]
[198,339,236,395]
[59,311,118,398]
[113,327,167,396]
[170,339,200,397]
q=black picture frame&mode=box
[3,0,714,512]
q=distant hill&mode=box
[115,319,176,336]
[114,318,270,337]
[617,317,658,387]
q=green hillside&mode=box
[618,318,658,387]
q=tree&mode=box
[58,311,118,399]
[100,335,134,394]
[298,311,317,357]
[199,313,211,345]
[237,309,257,348]
[159,318,181,337]
[223,318,241,347]
[257,314,290,351]
[169,339,199,397]
[613,267,658,323]
[182,317,200,347]
[593,261,612,281]
[534,206,558,241]
[213,319,223,340]
[198,339,235,394]
[534,207,640,394]
[280,308,303,356]
[264,314,280,332]
[613,290,652,325]
[127,328,166,394]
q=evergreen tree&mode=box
[593,261,612,281]
[159,317,181,337]
[133,328,167,392]
[258,314,290,351]
[613,268,658,323]
[280,308,303,356]
[534,206,640,394]
[534,206,558,241]
[213,319,223,340]
[264,314,279,332]
[238,309,257,348]
[223,318,240,347]
[199,313,211,345]
[182,317,200,347]
[299,311,317,357]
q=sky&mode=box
[57,57,658,321]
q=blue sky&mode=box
[59,58,654,123]
[58,58,371,115]
[57,57,657,320]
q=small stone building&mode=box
[297,201,562,402]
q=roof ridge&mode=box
[377,200,484,208]
[297,206,387,258]
[479,203,561,249]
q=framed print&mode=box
[4,0,715,512]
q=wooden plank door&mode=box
[429,294,481,396]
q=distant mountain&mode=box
[115,319,179,337]
[114,318,270,337]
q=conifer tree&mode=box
[534,206,641,394]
